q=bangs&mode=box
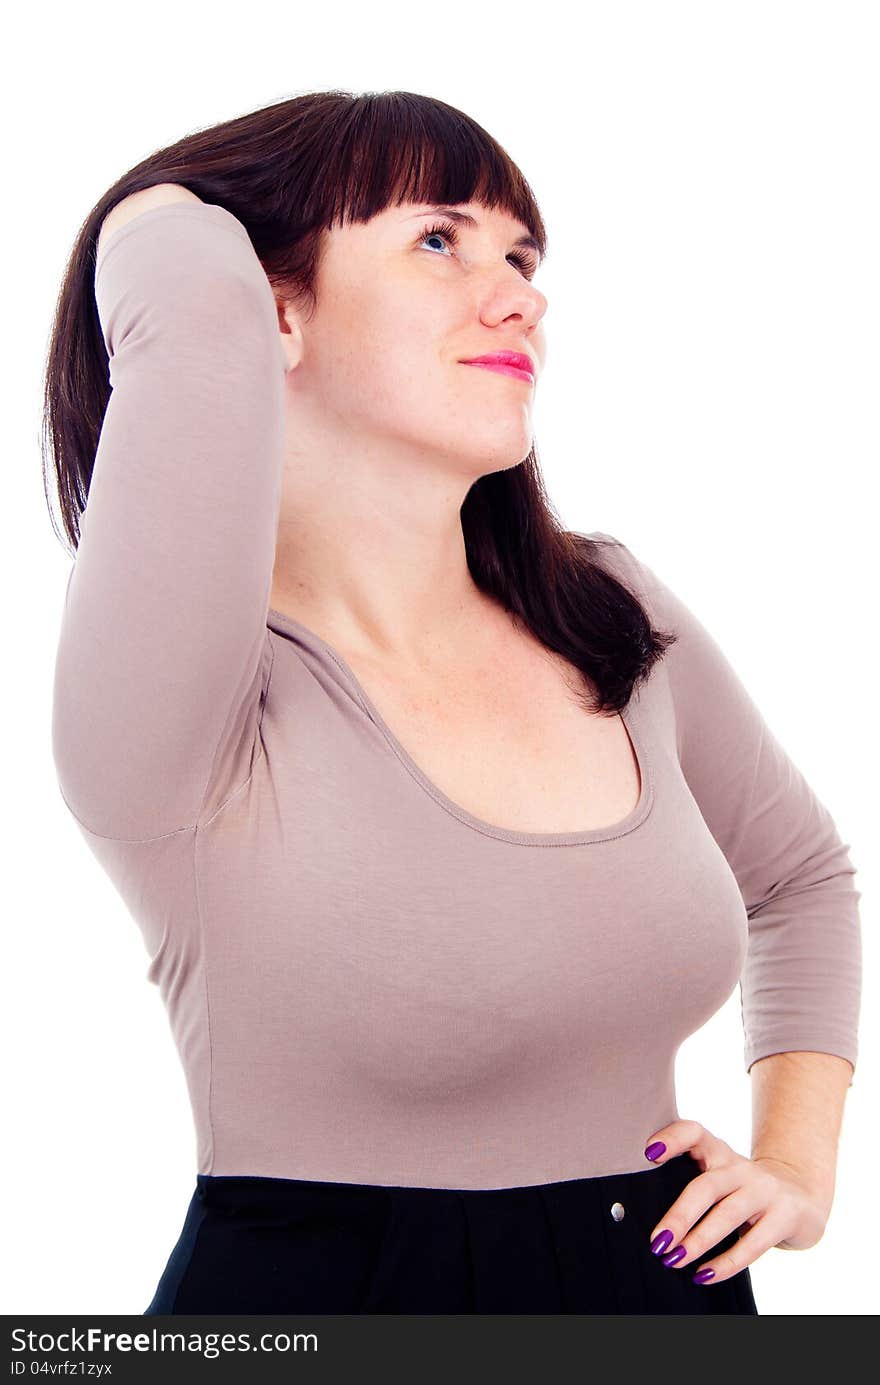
[301,90,547,260]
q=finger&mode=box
[647,1165,744,1256]
[644,1119,706,1162]
[656,1185,767,1270]
[688,1214,782,1286]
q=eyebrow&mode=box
[404,206,543,263]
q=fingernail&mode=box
[645,1141,666,1161]
[693,1267,715,1284]
[662,1245,687,1267]
[650,1230,674,1255]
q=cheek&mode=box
[308,279,524,433]
[322,288,440,383]
[339,327,450,413]
[366,351,451,422]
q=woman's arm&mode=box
[52,191,286,841]
[594,536,862,1087]
[750,1050,853,1213]
[609,536,863,1277]
[95,182,204,263]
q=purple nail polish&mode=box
[645,1141,666,1161]
[662,1245,687,1267]
[693,1267,715,1284]
[650,1230,674,1256]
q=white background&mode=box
[4,0,876,1317]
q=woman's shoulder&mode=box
[570,528,665,602]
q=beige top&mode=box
[51,201,861,1188]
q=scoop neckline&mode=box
[266,606,655,848]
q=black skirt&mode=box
[144,1152,758,1315]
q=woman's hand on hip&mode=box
[642,1119,832,1285]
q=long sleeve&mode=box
[591,532,862,1082]
[52,201,286,841]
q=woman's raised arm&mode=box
[52,190,286,841]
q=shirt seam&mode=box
[55,781,196,845]
[189,634,277,1176]
[55,629,275,845]
[192,819,215,1175]
[195,633,276,832]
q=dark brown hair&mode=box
[41,88,677,713]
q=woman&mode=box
[44,89,860,1315]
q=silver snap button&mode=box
[610,1201,625,1221]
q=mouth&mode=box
[460,351,536,384]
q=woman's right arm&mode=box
[52,188,287,841]
[94,182,205,262]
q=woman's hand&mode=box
[642,1119,832,1285]
[96,184,203,264]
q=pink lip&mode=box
[462,360,535,383]
[460,350,536,382]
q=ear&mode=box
[275,295,305,374]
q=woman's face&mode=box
[284,199,548,481]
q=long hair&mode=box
[41,88,677,713]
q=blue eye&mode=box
[420,221,458,256]
[417,219,537,278]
